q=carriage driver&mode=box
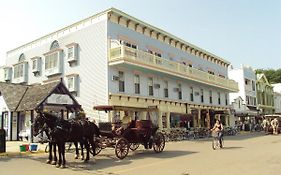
[115,111,131,135]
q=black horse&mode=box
[33,111,100,168]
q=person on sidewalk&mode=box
[271,118,279,135]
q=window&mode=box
[45,52,59,70]
[219,74,225,78]
[254,97,256,106]
[148,77,153,96]
[245,78,249,85]
[68,77,74,90]
[178,84,182,100]
[14,64,24,78]
[120,40,137,49]
[164,81,168,98]
[147,49,161,57]
[68,47,74,59]
[218,92,221,105]
[209,90,213,104]
[18,53,25,62]
[190,87,194,102]
[200,89,204,102]
[50,40,59,50]
[252,81,256,91]
[208,71,214,75]
[134,74,140,94]
[32,60,37,70]
[118,71,125,92]
[246,96,250,105]
[225,93,228,105]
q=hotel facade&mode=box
[1,8,238,135]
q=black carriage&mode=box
[93,106,165,159]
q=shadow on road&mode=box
[222,146,243,150]
[27,149,196,173]
[224,132,267,141]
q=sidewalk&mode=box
[0,141,47,157]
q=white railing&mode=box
[110,46,239,92]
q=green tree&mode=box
[256,68,281,83]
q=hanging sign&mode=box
[46,94,73,105]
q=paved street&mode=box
[1,133,281,175]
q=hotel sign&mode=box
[46,94,73,105]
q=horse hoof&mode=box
[60,165,66,169]
[51,161,57,165]
[81,156,84,160]
[56,164,61,168]
[74,155,79,159]
[46,160,51,164]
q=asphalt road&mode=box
[1,132,281,175]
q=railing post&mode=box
[120,46,124,58]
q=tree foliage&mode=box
[256,69,281,83]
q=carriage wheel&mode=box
[115,138,129,159]
[129,143,140,151]
[153,132,165,153]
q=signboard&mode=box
[46,94,73,105]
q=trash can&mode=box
[0,129,6,153]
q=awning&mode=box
[93,105,157,112]
[247,106,258,111]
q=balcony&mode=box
[109,46,239,92]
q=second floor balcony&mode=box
[109,45,239,92]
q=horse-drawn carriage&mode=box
[94,106,165,159]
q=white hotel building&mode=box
[1,8,238,130]
[228,66,258,125]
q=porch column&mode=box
[1,112,4,129]
[166,112,171,129]
[16,112,20,141]
[198,109,201,127]
[9,112,13,141]
[207,110,211,128]
[158,111,163,129]
[30,110,34,143]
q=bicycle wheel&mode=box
[212,138,216,150]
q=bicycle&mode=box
[211,131,223,150]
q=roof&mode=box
[16,81,60,111]
[0,81,81,112]
[0,82,28,111]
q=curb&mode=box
[0,150,46,158]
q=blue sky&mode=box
[0,0,280,69]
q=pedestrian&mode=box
[271,118,279,135]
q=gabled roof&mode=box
[0,81,81,112]
[16,81,60,111]
[0,82,28,111]
[256,73,271,86]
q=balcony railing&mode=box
[109,46,239,92]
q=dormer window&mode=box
[66,43,78,65]
[3,67,12,82]
[31,57,41,76]
[12,53,28,84]
[66,74,79,94]
[13,62,27,83]
[44,40,62,77]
